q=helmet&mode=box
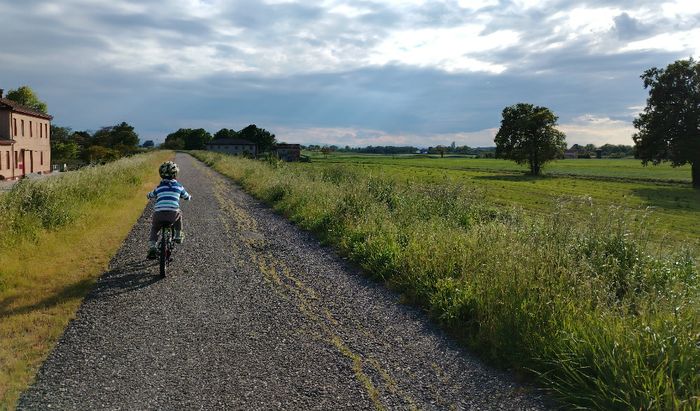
[159,161,179,179]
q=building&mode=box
[205,138,257,157]
[275,143,301,161]
[0,89,53,180]
[563,149,577,159]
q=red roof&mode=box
[0,98,53,120]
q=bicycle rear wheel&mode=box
[159,227,167,278]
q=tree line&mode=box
[161,125,276,153]
[50,123,142,166]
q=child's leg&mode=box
[149,213,162,244]
[173,211,184,242]
[174,211,182,233]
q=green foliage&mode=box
[50,123,141,166]
[51,140,80,163]
[163,128,212,150]
[213,128,238,140]
[193,150,699,410]
[5,85,48,114]
[495,103,567,175]
[238,124,276,153]
[634,58,700,188]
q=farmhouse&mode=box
[0,89,53,180]
[275,143,301,161]
[563,149,577,159]
[206,138,257,157]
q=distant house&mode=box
[275,143,301,161]
[563,149,577,159]
[0,89,53,180]
[206,138,257,157]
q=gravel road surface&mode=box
[18,153,550,410]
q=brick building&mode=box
[0,89,53,180]
[275,144,301,161]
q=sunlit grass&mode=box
[0,151,171,410]
[193,151,699,410]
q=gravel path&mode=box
[18,153,551,410]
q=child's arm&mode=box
[147,187,157,199]
[180,186,192,201]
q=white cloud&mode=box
[622,28,700,56]
[559,115,636,146]
[369,26,519,73]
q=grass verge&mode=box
[0,151,171,410]
[192,151,699,410]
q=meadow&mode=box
[312,153,693,182]
[0,151,171,409]
[309,153,700,249]
[193,150,699,410]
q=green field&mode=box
[310,153,693,182]
[307,153,700,250]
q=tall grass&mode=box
[193,151,699,410]
[0,155,149,249]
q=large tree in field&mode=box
[5,85,48,114]
[494,103,566,175]
[633,58,700,188]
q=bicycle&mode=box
[157,223,176,278]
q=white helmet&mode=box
[159,161,179,179]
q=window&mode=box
[15,151,18,167]
[30,121,33,137]
[41,151,44,165]
[40,122,43,138]
[0,151,3,170]
[13,118,17,136]
[6,152,9,169]
[21,120,24,136]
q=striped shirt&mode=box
[147,179,192,212]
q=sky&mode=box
[1,0,699,147]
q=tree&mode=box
[213,128,238,140]
[109,122,140,148]
[142,140,155,148]
[633,58,700,188]
[238,124,276,153]
[162,128,212,150]
[6,85,48,113]
[494,103,566,175]
[50,125,79,162]
[85,145,120,164]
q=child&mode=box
[146,161,192,259]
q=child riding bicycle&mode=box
[146,161,192,259]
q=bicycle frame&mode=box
[158,225,175,278]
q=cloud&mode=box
[559,115,636,146]
[1,0,698,148]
